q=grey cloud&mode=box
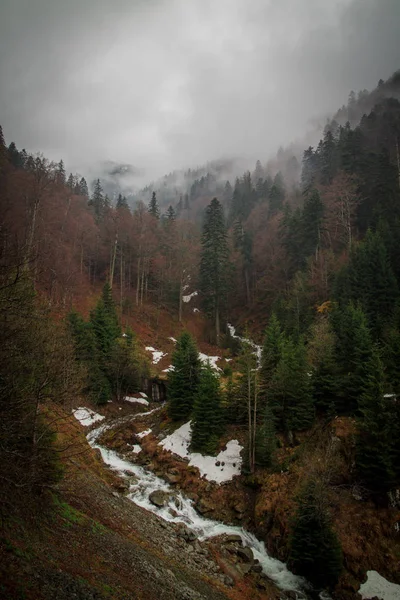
[0,0,399,185]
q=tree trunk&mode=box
[136,256,141,306]
[109,231,118,289]
[215,302,220,346]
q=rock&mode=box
[176,524,197,542]
[237,563,252,576]
[215,461,221,467]
[112,491,119,498]
[165,473,180,484]
[196,498,216,514]
[237,547,254,563]
[251,564,263,574]
[233,500,247,514]
[149,490,170,507]
[224,576,235,587]
[282,592,297,600]
[224,534,243,544]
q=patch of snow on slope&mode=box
[168,337,177,343]
[159,421,242,484]
[73,407,105,427]
[145,346,167,364]
[162,365,175,373]
[137,428,152,439]
[193,308,200,313]
[182,291,198,303]
[359,571,400,600]
[124,395,149,406]
[128,444,142,454]
[199,353,221,372]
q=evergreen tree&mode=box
[8,142,24,169]
[148,191,160,219]
[116,193,129,210]
[307,317,340,413]
[289,480,343,589]
[191,363,222,454]
[255,403,276,467]
[67,173,75,190]
[301,188,324,259]
[301,146,318,194]
[168,332,201,420]
[166,205,176,221]
[79,177,89,197]
[67,310,110,404]
[89,179,106,220]
[56,159,66,185]
[199,198,229,345]
[331,303,373,414]
[338,230,399,336]
[269,336,314,434]
[355,350,395,493]
[268,172,285,216]
[260,313,283,385]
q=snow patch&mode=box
[73,407,105,427]
[159,421,242,484]
[359,571,400,600]
[124,395,149,406]
[145,346,167,364]
[193,308,200,313]
[168,337,177,344]
[162,365,175,373]
[137,428,152,439]
[128,444,142,454]
[182,291,198,303]
[199,353,221,372]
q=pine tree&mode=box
[260,313,283,385]
[331,303,374,414]
[255,403,276,467]
[199,198,229,345]
[79,177,89,197]
[168,332,201,421]
[166,205,176,221]
[340,230,399,336]
[67,310,110,404]
[8,142,24,169]
[191,363,222,454]
[268,172,285,216]
[89,179,106,219]
[289,479,343,589]
[148,191,160,219]
[269,336,314,434]
[356,349,394,493]
[56,160,66,185]
[301,188,324,258]
[116,193,129,210]
[67,173,75,190]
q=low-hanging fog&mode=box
[0,0,399,185]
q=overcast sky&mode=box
[0,0,399,183]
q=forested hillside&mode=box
[1,70,400,599]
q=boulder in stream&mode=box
[149,490,173,507]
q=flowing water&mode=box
[87,409,322,599]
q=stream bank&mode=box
[87,406,322,600]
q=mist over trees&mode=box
[1,69,400,593]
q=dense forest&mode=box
[1,69,400,595]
